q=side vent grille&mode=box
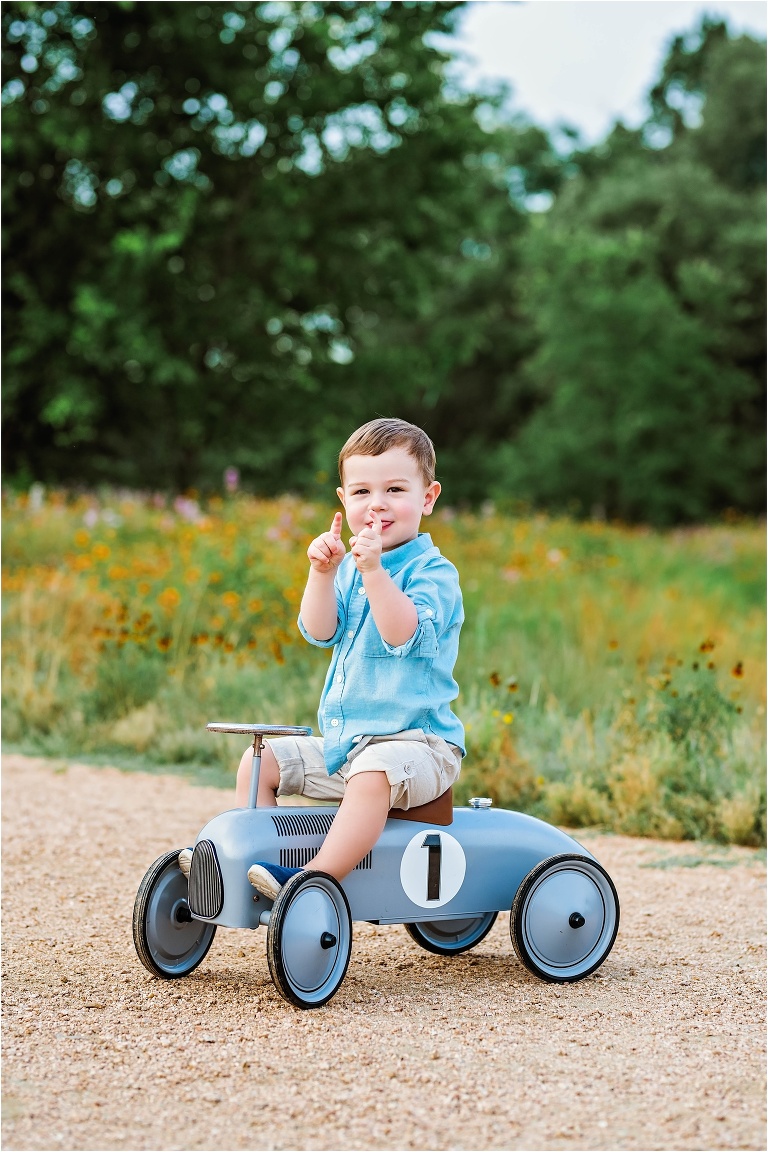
[271,812,336,837]
[279,848,373,870]
[188,840,224,919]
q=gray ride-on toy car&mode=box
[133,723,620,1008]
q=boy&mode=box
[185,418,464,899]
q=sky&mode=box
[450,1,767,143]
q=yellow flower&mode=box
[157,587,181,611]
[92,543,111,560]
[74,530,90,548]
[222,591,240,610]
[503,713,514,725]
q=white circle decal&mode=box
[399,830,466,909]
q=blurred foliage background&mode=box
[2,3,765,844]
[2,1,765,523]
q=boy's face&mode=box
[337,447,441,552]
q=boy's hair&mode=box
[338,418,436,486]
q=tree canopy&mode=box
[3,5,765,522]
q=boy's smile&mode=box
[337,447,441,552]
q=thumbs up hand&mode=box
[307,511,346,574]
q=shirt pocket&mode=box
[360,617,438,659]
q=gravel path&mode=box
[2,753,765,1152]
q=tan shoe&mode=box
[178,848,193,878]
[247,863,283,900]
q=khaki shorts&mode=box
[267,729,462,811]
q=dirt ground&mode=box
[2,753,765,1152]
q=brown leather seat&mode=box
[388,786,453,827]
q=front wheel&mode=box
[267,871,352,1009]
[133,850,217,979]
[404,912,498,956]
[511,854,619,983]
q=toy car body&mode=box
[134,724,620,1008]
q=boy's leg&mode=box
[235,743,281,807]
[305,770,391,881]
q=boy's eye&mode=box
[388,486,404,493]
[351,488,369,496]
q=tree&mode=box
[495,19,766,523]
[3,0,541,492]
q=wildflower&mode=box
[224,466,240,494]
[209,572,222,584]
[248,599,263,613]
[157,587,181,611]
[608,640,619,650]
[492,709,500,718]
[157,636,172,652]
[707,662,716,671]
[507,678,518,692]
[92,544,111,561]
[731,662,744,678]
[700,639,715,653]
[74,530,90,548]
[503,713,514,725]
[222,591,240,610]
[489,672,501,687]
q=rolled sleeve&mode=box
[298,615,345,647]
[297,586,347,648]
[380,609,439,658]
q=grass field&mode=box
[3,488,764,845]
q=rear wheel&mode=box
[511,854,619,983]
[405,911,498,956]
[133,850,217,979]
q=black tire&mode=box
[404,912,498,956]
[267,871,352,1009]
[511,853,619,984]
[133,850,217,979]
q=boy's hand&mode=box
[349,509,383,573]
[307,512,346,573]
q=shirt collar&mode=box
[379,533,433,574]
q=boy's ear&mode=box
[336,486,345,507]
[422,481,441,516]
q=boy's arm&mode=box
[300,512,346,642]
[351,512,418,648]
[362,566,418,648]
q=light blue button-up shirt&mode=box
[298,533,465,776]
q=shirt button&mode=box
[357,587,366,597]
[425,609,433,617]
[347,630,355,639]
[330,718,340,727]
[335,674,343,684]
